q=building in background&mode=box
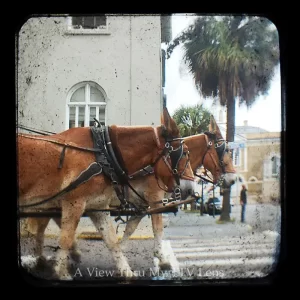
[17,15,172,133]
[217,119,281,203]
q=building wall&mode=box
[17,15,163,133]
[247,142,280,181]
[241,137,280,202]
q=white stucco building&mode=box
[17,15,172,133]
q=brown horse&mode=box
[21,115,236,275]
[18,108,195,280]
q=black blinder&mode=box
[169,143,184,185]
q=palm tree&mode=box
[172,103,211,137]
[167,15,279,221]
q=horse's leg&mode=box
[21,217,50,263]
[89,212,134,278]
[54,199,85,280]
[142,180,171,271]
[52,217,82,263]
[151,213,172,270]
[34,218,51,263]
[119,215,143,249]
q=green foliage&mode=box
[172,103,211,137]
[167,16,279,220]
[167,16,279,109]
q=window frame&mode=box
[65,16,111,35]
[263,152,280,180]
[271,155,280,178]
[231,148,241,167]
[66,82,107,130]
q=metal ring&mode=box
[162,198,168,205]
[174,186,181,193]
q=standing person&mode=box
[240,184,247,223]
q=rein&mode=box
[18,124,189,212]
[18,195,198,218]
[194,173,214,184]
[18,124,56,136]
[17,134,103,153]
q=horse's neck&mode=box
[185,134,208,172]
[110,125,157,174]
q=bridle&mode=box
[196,131,229,186]
[151,126,191,191]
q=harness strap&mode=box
[58,145,67,169]
[19,134,102,153]
[91,125,149,208]
[90,126,128,207]
[19,162,103,208]
[104,126,128,183]
[18,125,56,136]
[194,173,214,184]
[129,165,154,179]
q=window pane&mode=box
[89,106,105,126]
[234,149,239,166]
[272,157,276,174]
[83,17,95,29]
[90,86,105,102]
[95,16,106,27]
[71,87,85,102]
[69,107,75,128]
[78,106,85,127]
[99,107,105,124]
[72,17,82,27]
[89,107,96,126]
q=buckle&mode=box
[162,198,169,206]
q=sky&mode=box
[163,14,282,133]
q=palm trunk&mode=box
[220,92,235,221]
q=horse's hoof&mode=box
[36,256,48,268]
[70,251,82,263]
[58,273,73,281]
[120,269,134,278]
[159,262,172,271]
[55,266,73,280]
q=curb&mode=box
[77,232,154,240]
[20,232,154,240]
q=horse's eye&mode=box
[183,151,189,157]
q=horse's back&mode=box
[17,128,97,203]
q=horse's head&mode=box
[185,115,236,189]
[201,115,236,188]
[152,107,194,197]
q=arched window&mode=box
[66,82,107,129]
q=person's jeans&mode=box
[241,204,246,222]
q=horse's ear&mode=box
[162,107,170,128]
[209,115,216,133]
[162,107,179,137]
[209,114,224,140]
[160,112,165,125]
